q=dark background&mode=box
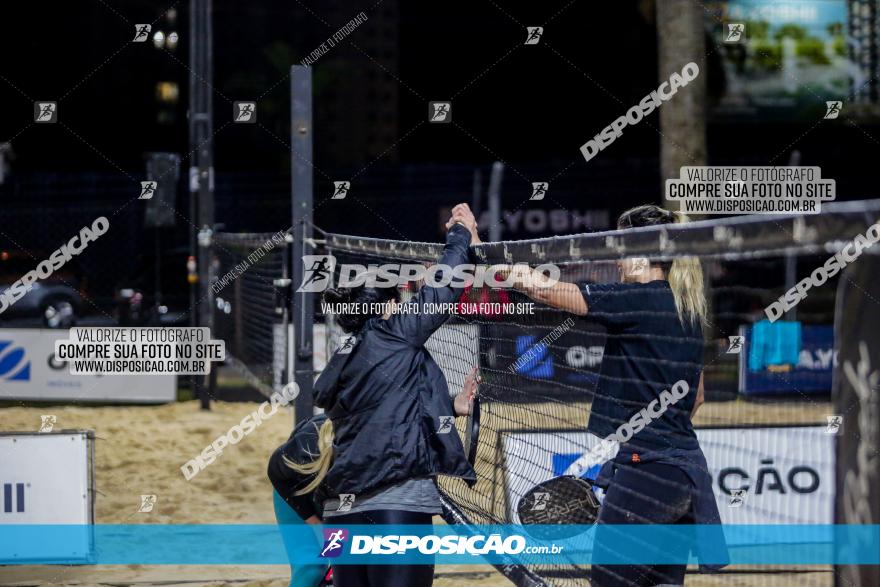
[1,0,878,310]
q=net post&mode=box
[290,64,314,425]
[471,167,482,216]
[487,161,504,242]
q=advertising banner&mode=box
[501,426,833,541]
[0,431,94,562]
[0,328,175,403]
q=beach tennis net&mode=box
[315,201,880,586]
[212,230,291,398]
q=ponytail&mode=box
[617,205,708,327]
[284,419,334,495]
[668,211,708,326]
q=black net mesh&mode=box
[212,231,290,397]
[316,201,880,587]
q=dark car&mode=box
[0,251,87,328]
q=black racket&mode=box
[517,476,600,539]
[464,392,480,466]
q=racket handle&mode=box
[562,439,619,477]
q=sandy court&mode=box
[0,396,833,586]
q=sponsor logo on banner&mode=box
[0,426,94,559]
[501,426,833,534]
[2,482,27,513]
[489,323,605,399]
[0,342,31,381]
[0,329,174,402]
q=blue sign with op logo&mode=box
[0,341,31,381]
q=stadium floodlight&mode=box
[152,30,166,50]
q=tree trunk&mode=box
[656,0,708,210]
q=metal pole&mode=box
[784,150,800,322]
[487,162,504,242]
[189,0,214,409]
[784,255,797,321]
[471,168,482,216]
[277,238,292,400]
[291,65,314,425]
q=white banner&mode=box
[501,426,833,533]
[426,323,480,398]
[321,321,479,399]
[0,328,175,403]
[0,432,93,562]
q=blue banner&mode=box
[741,323,835,395]
[1,524,878,565]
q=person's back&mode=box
[583,279,703,451]
[292,214,481,587]
[318,314,474,497]
[488,202,727,586]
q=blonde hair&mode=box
[283,419,334,495]
[668,211,708,327]
[617,205,708,327]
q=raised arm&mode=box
[448,203,587,316]
[385,221,472,346]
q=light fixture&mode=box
[152,30,166,50]
[156,82,179,103]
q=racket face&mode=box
[464,394,480,466]
[517,476,600,539]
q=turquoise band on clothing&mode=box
[273,490,327,587]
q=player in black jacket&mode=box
[287,210,479,587]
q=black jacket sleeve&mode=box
[384,223,472,347]
[287,491,319,520]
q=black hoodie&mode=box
[314,223,477,496]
